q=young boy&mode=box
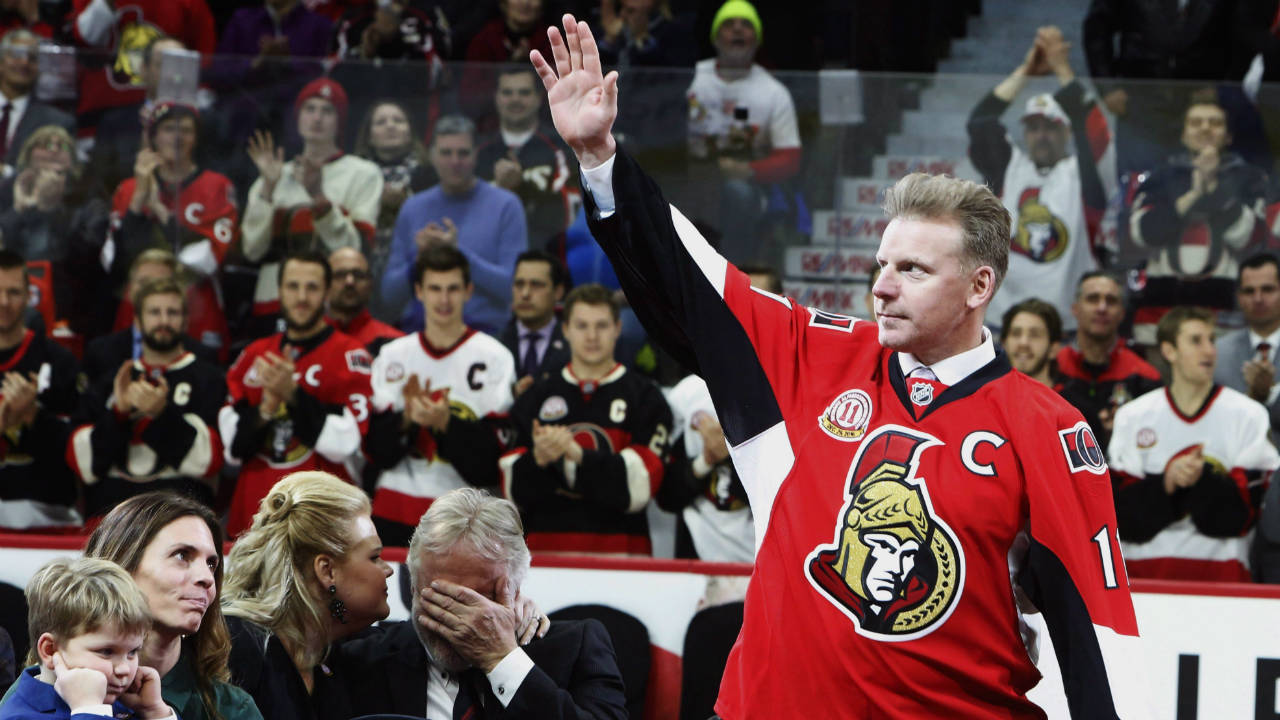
[1,557,176,720]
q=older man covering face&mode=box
[339,488,627,719]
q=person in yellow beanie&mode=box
[686,0,800,265]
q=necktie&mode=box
[907,366,948,410]
[1257,342,1271,363]
[0,103,11,159]
[520,333,540,377]
[453,670,483,720]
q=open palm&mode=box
[531,15,618,167]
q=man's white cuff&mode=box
[486,647,535,707]
[581,154,618,219]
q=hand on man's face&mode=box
[417,577,520,673]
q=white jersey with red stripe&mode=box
[241,153,384,310]
[582,148,1149,719]
[1108,384,1277,581]
[368,329,516,527]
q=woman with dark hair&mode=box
[82,492,262,720]
[353,99,436,313]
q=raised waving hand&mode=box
[529,14,619,168]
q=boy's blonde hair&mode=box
[25,557,152,664]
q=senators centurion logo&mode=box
[806,426,965,640]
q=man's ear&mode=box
[554,284,566,303]
[968,266,997,310]
[464,282,475,303]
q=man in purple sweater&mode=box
[382,114,529,334]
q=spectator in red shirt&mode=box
[107,102,238,360]
[70,0,216,127]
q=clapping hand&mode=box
[530,15,619,168]
[254,352,297,413]
[414,218,458,250]
[247,130,285,194]
[493,150,523,190]
[1,371,38,429]
[127,374,169,418]
[1164,445,1206,494]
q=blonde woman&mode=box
[221,471,392,720]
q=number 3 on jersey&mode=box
[349,393,369,423]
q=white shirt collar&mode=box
[516,317,555,341]
[1248,326,1280,352]
[896,327,996,386]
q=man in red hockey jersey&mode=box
[532,16,1147,718]
[218,248,373,537]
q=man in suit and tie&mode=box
[0,28,74,179]
[499,250,572,396]
[340,487,628,719]
[1215,252,1280,428]
[1214,252,1280,583]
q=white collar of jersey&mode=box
[500,126,537,149]
[896,327,995,386]
[132,351,196,374]
[561,362,626,389]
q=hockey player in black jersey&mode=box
[0,249,83,531]
[501,283,670,554]
[69,277,227,518]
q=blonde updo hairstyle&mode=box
[221,471,370,670]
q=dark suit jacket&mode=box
[339,619,627,720]
[83,327,221,385]
[3,100,75,166]
[1213,329,1280,432]
[499,317,571,383]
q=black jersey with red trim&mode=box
[500,363,670,555]
[0,330,82,531]
[1055,341,1162,450]
[582,148,1146,719]
[476,127,576,249]
[219,326,373,537]
[69,352,226,518]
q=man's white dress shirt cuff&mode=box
[581,154,618,219]
[486,647,535,707]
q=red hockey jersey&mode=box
[584,149,1147,719]
[108,168,238,357]
[218,327,372,536]
[71,0,216,123]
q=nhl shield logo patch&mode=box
[909,380,934,407]
[805,425,965,641]
[819,389,873,442]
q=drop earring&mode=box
[328,584,347,624]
